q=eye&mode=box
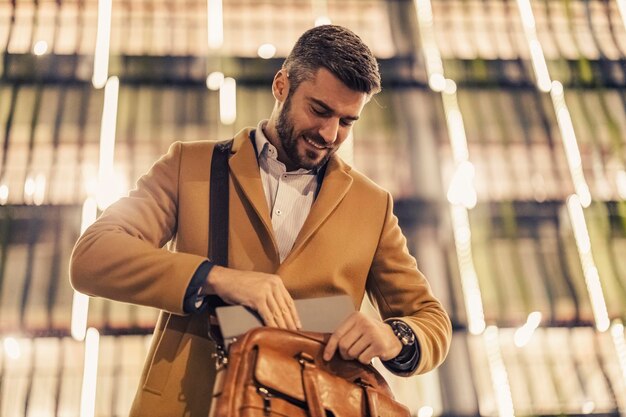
[340,119,354,127]
[311,106,327,116]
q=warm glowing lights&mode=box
[582,401,596,415]
[442,93,470,164]
[514,311,542,347]
[0,184,8,205]
[414,0,445,91]
[418,406,434,417]
[515,0,552,92]
[314,16,332,27]
[80,328,100,417]
[3,337,21,360]
[616,170,626,200]
[444,79,457,95]
[92,0,112,89]
[97,76,121,210]
[23,174,46,205]
[618,0,626,32]
[206,71,224,91]
[257,43,277,59]
[610,320,626,383]
[207,0,224,49]
[528,40,552,92]
[484,326,515,417]
[71,292,90,341]
[451,205,486,335]
[33,40,49,56]
[551,81,591,207]
[447,161,477,209]
[567,195,610,332]
[81,197,98,234]
[428,73,446,92]
[219,77,237,125]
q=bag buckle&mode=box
[257,387,272,415]
[211,344,229,369]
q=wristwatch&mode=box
[388,320,415,347]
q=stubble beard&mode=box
[276,94,334,171]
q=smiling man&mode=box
[70,25,451,417]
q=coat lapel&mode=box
[228,129,279,256]
[282,154,353,266]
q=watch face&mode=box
[391,320,415,346]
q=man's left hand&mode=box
[322,312,402,364]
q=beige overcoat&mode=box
[70,128,451,417]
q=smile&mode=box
[304,136,328,150]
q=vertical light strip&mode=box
[567,195,610,331]
[414,0,445,91]
[97,76,120,210]
[484,326,515,417]
[617,0,626,32]
[610,320,626,397]
[219,77,237,125]
[0,183,8,205]
[71,197,98,342]
[515,0,551,92]
[71,292,90,341]
[414,0,485,334]
[33,173,46,205]
[451,205,485,334]
[550,82,591,207]
[92,0,112,89]
[207,0,224,49]
[80,328,100,417]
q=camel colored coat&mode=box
[70,128,451,417]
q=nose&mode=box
[318,118,340,145]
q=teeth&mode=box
[305,137,325,149]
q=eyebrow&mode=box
[309,98,360,121]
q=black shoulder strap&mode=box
[209,139,234,265]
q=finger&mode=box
[266,295,288,329]
[346,334,371,360]
[282,288,301,329]
[324,314,358,361]
[357,345,377,365]
[323,334,339,361]
[338,327,364,360]
[258,303,278,328]
[274,287,298,331]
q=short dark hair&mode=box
[282,25,381,96]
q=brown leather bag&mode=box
[209,327,411,417]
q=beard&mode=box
[275,94,335,171]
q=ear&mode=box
[272,70,289,102]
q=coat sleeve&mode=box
[366,192,452,376]
[70,141,208,315]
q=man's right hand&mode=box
[203,265,302,331]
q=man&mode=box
[70,25,451,417]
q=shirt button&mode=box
[275,209,282,216]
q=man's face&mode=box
[274,68,368,170]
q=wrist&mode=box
[202,265,224,295]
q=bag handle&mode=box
[206,139,234,345]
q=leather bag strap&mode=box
[207,139,234,344]
[300,360,326,417]
[209,139,233,266]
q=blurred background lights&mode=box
[206,71,225,91]
[428,73,446,92]
[0,184,9,205]
[418,406,434,417]
[514,311,542,347]
[314,16,332,26]
[33,40,48,56]
[3,337,21,360]
[257,43,277,59]
[219,77,237,125]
